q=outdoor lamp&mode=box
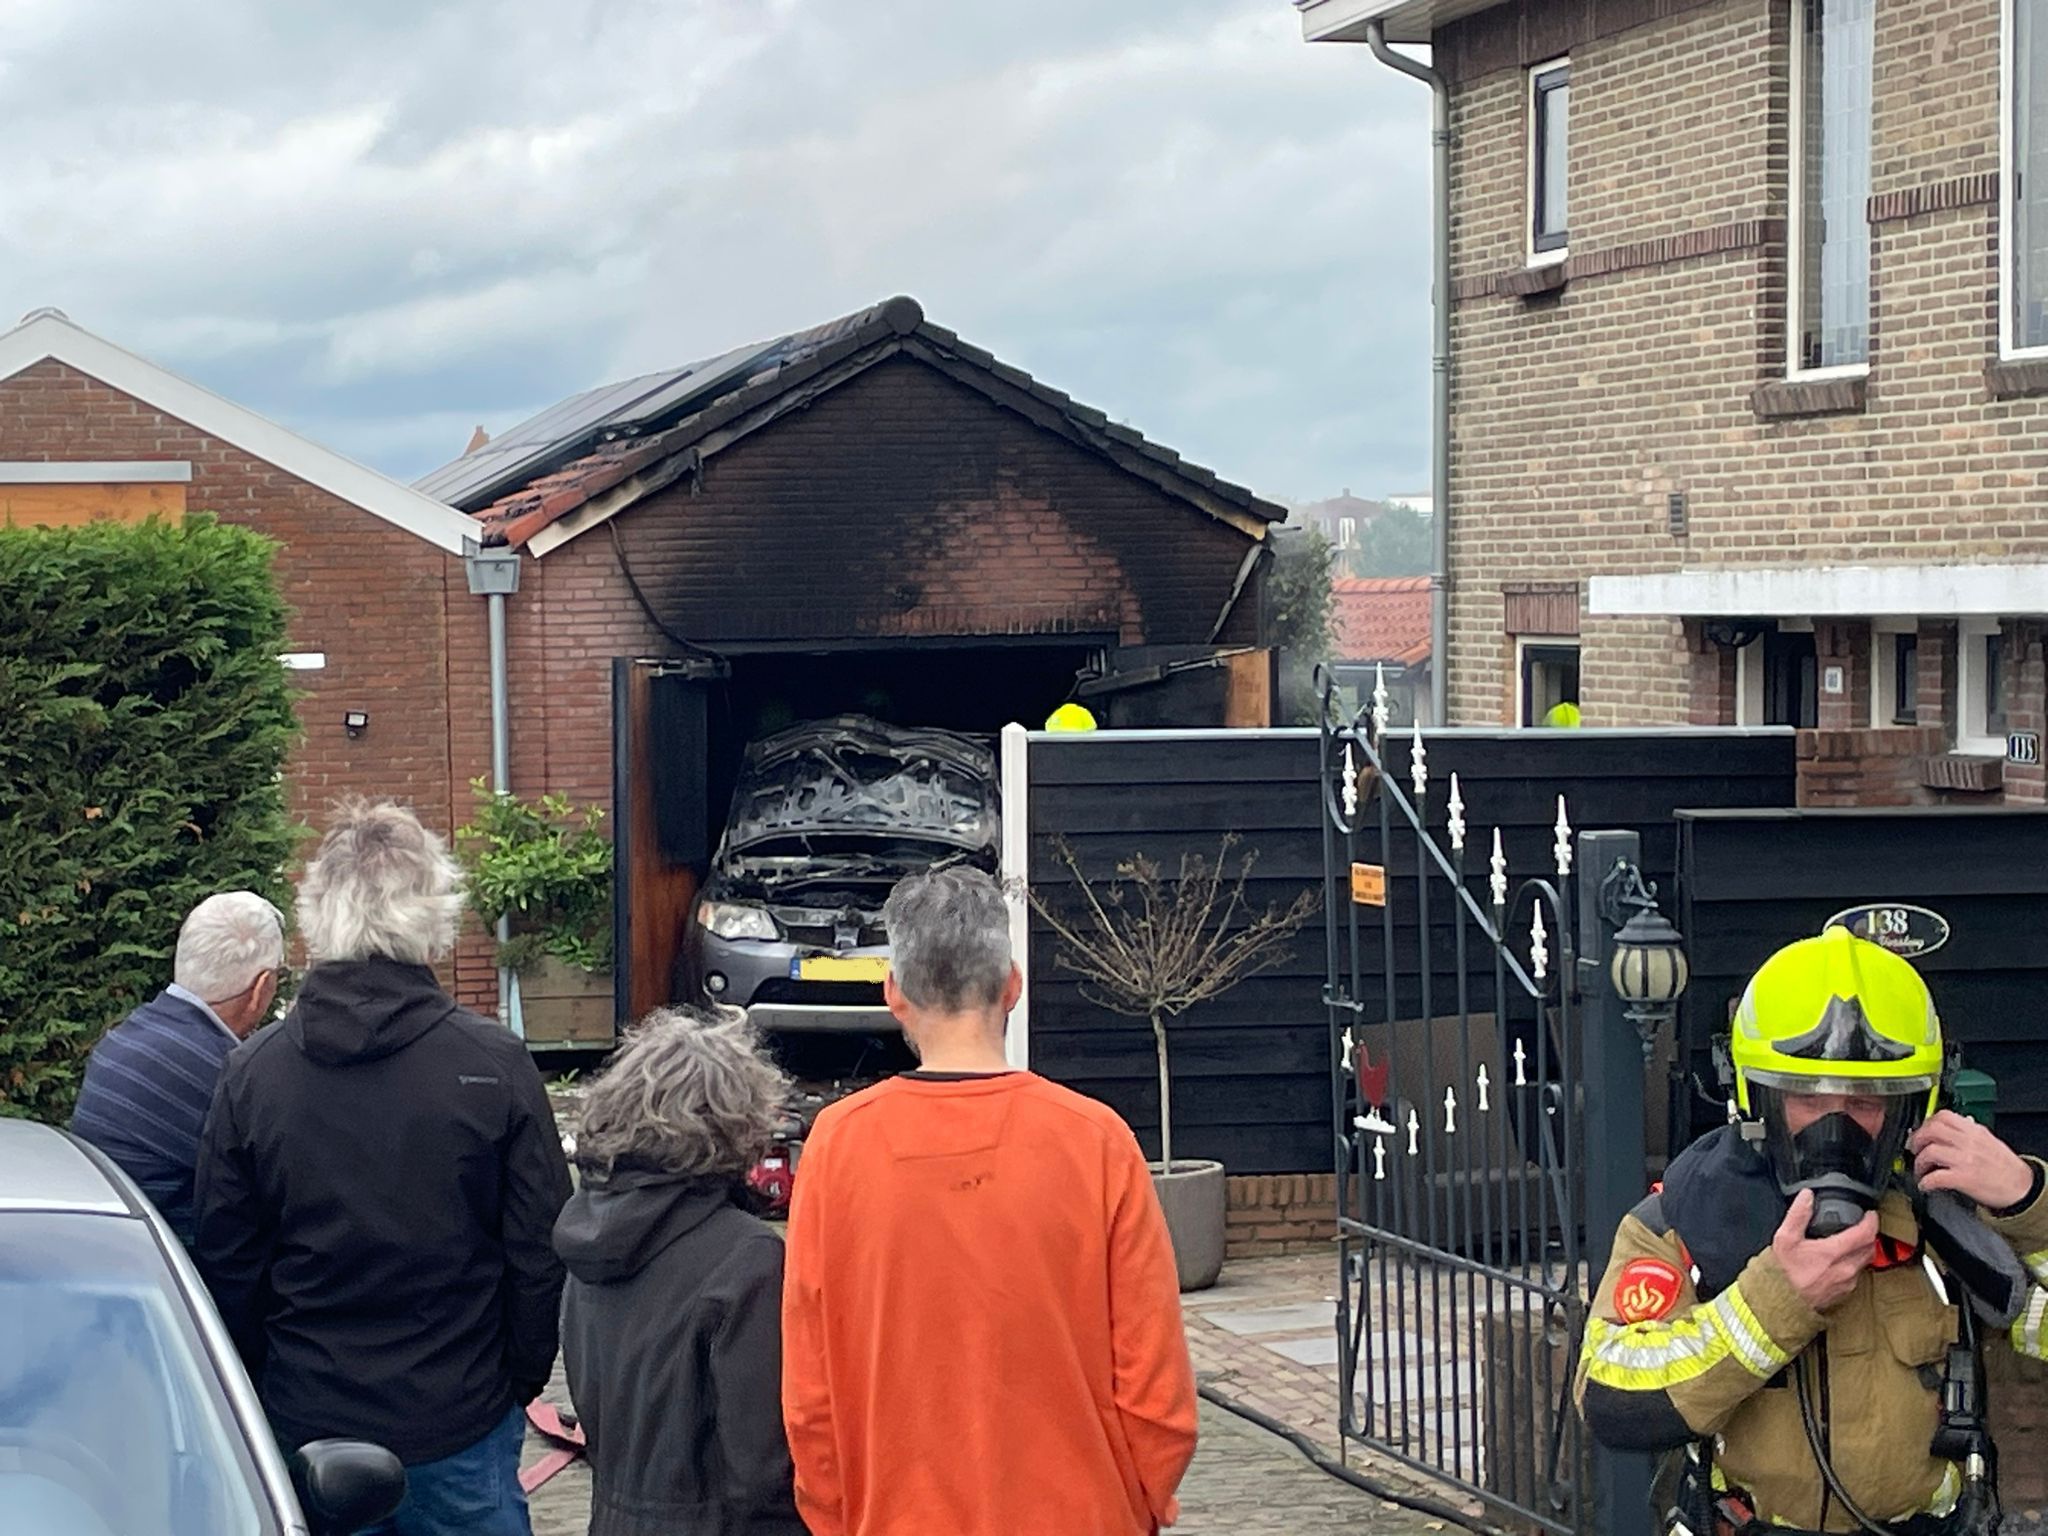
[343,710,370,739]
[1610,902,1689,1059]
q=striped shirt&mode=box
[70,987,240,1246]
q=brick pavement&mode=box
[522,1252,1473,1535]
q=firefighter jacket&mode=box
[1574,1126,2048,1532]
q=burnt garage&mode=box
[422,295,1284,1040]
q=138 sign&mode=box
[1824,902,1952,959]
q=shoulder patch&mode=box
[1614,1257,1685,1323]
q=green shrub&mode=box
[0,516,299,1121]
[454,780,613,974]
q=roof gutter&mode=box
[1365,19,1450,726]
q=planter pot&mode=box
[517,955,615,1047]
[1151,1159,1227,1292]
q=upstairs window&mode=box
[1792,0,1874,373]
[2007,0,2048,354]
[1529,60,1571,261]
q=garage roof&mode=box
[433,296,1287,554]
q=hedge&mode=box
[0,515,299,1121]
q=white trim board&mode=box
[998,722,1032,1071]
[0,460,193,483]
[1589,565,2048,619]
[0,312,480,555]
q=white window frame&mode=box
[1339,515,1357,549]
[1514,634,1580,726]
[1527,57,1571,268]
[2003,0,2048,358]
[1787,0,1873,381]
[1735,638,1765,726]
[1956,617,2009,756]
[1869,617,1918,728]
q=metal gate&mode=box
[1319,675,1592,1534]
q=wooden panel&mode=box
[1223,649,1273,727]
[1025,729,1800,1173]
[613,662,699,1025]
[0,482,186,528]
[1677,810,2048,1158]
[1502,582,1580,637]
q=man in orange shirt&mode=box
[781,865,1198,1536]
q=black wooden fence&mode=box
[1024,728,1799,1173]
[1675,807,2048,1159]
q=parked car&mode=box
[682,715,1001,1033]
[0,1118,405,1536]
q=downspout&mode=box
[1366,20,1451,726]
[464,542,525,1035]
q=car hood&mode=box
[718,716,999,865]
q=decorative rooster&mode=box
[1354,1041,1395,1134]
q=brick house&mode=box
[422,295,1285,1020]
[1302,0,2048,804]
[0,308,514,1001]
[1331,574,1436,723]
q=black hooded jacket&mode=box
[195,957,572,1464]
[555,1171,805,1536]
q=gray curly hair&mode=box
[574,1007,789,1180]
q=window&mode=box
[1792,0,1874,373]
[1339,516,1357,549]
[2008,0,2048,354]
[1957,619,2009,755]
[1872,628,1919,726]
[1518,639,1580,726]
[1529,60,1571,261]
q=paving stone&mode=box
[1202,1301,1337,1336]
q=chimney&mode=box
[464,425,491,455]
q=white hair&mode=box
[297,800,465,966]
[883,865,1012,1014]
[173,892,286,1003]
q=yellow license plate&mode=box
[796,955,890,982]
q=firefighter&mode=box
[1576,925,2048,1535]
[1045,701,1098,732]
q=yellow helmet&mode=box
[1045,702,1097,732]
[1543,701,1582,728]
[1729,926,1943,1220]
[1729,924,1943,1111]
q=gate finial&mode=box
[1371,663,1390,740]
[1553,796,1573,877]
[1531,902,1550,982]
[1408,722,1428,796]
[1489,828,1507,908]
[1372,1138,1388,1181]
[1341,743,1359,819]
[1406,1107,1420,1157]
[1476,1063,1491,1112]
[1447,772,1466,852]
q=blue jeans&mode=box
[356,1403,531,1536]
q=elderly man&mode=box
[71,890,284,1246]
[196,800,571,1536]
[782,865,1198,1536]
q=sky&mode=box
[0,0,1431,508]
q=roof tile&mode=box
[1332,576,1433,667]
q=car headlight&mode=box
[699,900,779,942]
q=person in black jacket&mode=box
[554,1006,806,1536]
[195,800,572,1536]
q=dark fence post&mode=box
[1576,829,1654,1536]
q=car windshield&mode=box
[0,1212,274,1536]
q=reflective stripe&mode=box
[2014,1288,2048,1361]
[1585,1280,1793,1390]
[1925,1461,1961,1518]
[2022,1248,2048,1287]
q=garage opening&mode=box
[614,638,1103,1017]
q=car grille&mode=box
[751,979,887,1007]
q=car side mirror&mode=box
[289,1439,406,1535]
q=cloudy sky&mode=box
[0,0,1429,507]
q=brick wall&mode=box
[1433,0,2048,800]
[0,362,490,990]
[1225,1173,1337,1258]
[1795,725,1944,807]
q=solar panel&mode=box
[413,301,890,512]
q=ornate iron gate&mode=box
[1320,675,1592,1534]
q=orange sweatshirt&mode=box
[781,1072,1198,1536]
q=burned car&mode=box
[682,716,1000,1033]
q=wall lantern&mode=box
[1600,861,1690,1059]
[344,710,370,740]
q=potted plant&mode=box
[1029,835,1318,1291]
[455,780,614,1044]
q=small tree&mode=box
[454,781,613,974]
[1029,835,1319,1171]
[1266,527,1335,726]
